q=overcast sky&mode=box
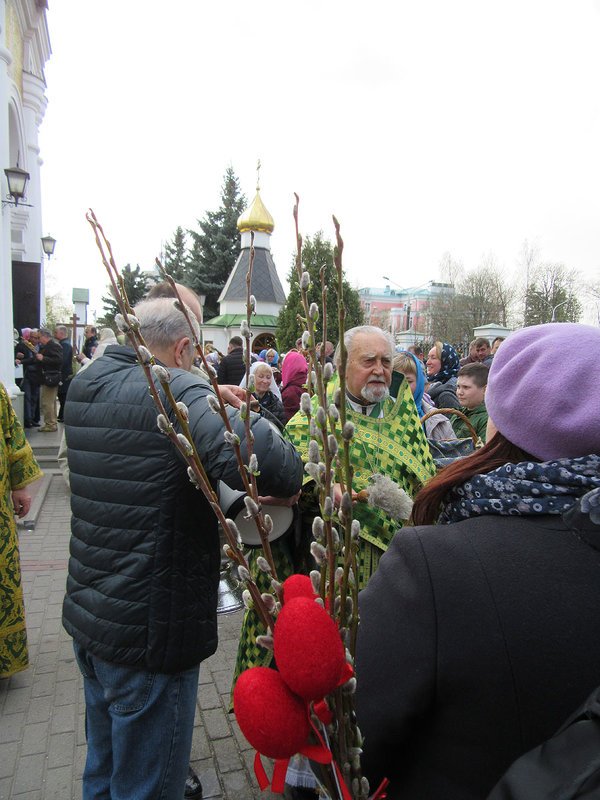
[39,1,600,320]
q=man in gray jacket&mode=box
[63,297,303,800]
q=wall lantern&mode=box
[3,165,31,207]
[41,234,57,258]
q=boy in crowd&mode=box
[453,362,489,442]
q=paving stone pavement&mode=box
[0,465,283,800]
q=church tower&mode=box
[202,167,286,353]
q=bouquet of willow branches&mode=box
[85,200,385,800]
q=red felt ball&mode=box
[283,574,317,604]
[233,667,310,759]
[274,596,346,701]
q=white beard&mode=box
[361,381,390,403]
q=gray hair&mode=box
[39,327,52,338]
[55,325,68,336]
[334,325,394,368]
[133,298,197,353]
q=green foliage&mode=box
[187,167,246,319]
[163,226,190,284]
[277,231,364,351]
[524,263,582,325]
[99,264,149,326]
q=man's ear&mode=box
[174,337,191,367]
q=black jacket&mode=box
[62,345,303,673]
[217,346,246,386]
[355,505,600,800]
[38,338,63,384]
[256,390,287,430]
[58,338,74,383]
[82,334,98,359]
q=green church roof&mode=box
[202,313,279,329]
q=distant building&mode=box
[473,322,511,343]
[358,282,454,342]
[201,182,286,355]
[1,0,51,401]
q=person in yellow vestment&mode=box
[0,382,42,678]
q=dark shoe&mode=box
[184,766,203,798]
[32,421,41,427]
[285,788,320,800]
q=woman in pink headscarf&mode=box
[280,350,308,422]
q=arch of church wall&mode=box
[8,89,27,168]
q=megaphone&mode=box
[217,481,293,548]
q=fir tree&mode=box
[187,167,246,319]
[163,226,189,284]
[98,264,149,327]
[277,231,364,351]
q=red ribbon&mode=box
[313,699,333,724]
[372,777,390,798]
[271,758,289,793]
[252,664,358,798]
[253,752,291,794]
[253,752,270,791]
[300,717,354,800]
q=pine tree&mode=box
[187,167,246,319]
[277,231,364,351]
[98,264,149,326]
[163,226,189,284]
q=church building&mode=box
[0,0,51,401]
[201,181,286,354]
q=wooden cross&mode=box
[56,313,87,352]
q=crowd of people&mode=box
[14,324,101,431]
[4,296,600,800]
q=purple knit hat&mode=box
[486,323,600,461]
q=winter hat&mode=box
[486,323,600,461]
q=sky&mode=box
[39,0,600,321]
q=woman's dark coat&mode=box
[355,503,600,800]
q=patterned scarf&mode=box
[439,454,600,524]
[427,342,460,383]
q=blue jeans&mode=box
[74,642,200,800]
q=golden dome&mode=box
[237,189,275,234]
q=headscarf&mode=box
[239,362,282,400]
[266,348,279,366]
[399,351,425,418]
[258,349,267,362]
[427,342,460,383]
[281,351,308,389]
